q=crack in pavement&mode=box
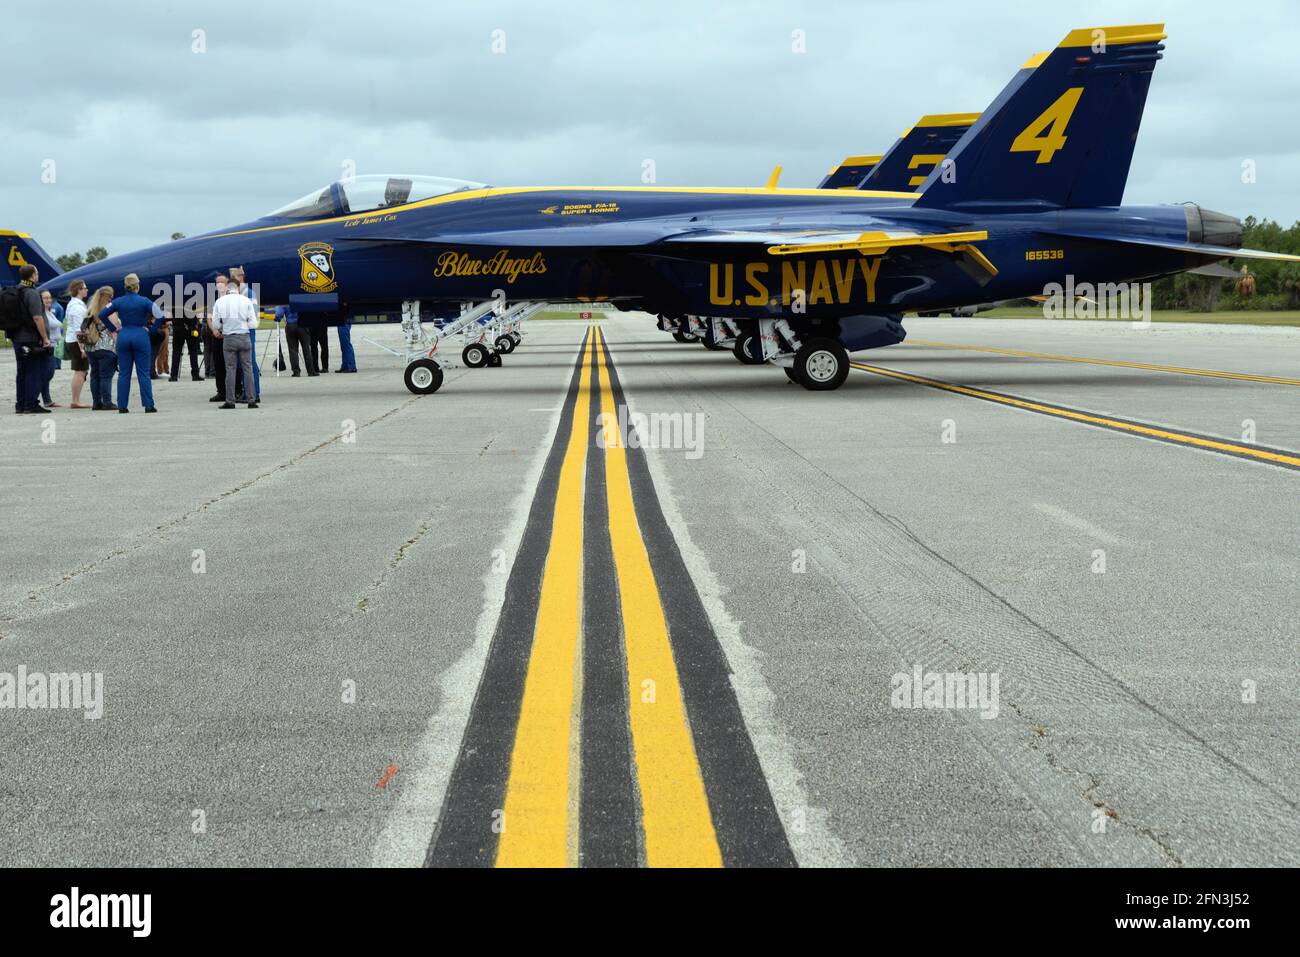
[352,508,446,615]
[670,366,1296,865]
[3,394,425,631]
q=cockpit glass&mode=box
[266,174,487,219]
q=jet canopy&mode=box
[266,174,487,219]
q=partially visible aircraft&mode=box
[27,23,1300,394]
[819,111,982,192]
[1,231,62,286]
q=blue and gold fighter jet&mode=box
[20,22,1300,394]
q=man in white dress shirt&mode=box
[209,282,259,409]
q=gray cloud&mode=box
[7,0,1298,257]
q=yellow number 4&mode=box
[1010,87,1084,164]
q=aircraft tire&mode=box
[404,359,444,395]
[672,330,699,344]
[462,343,489,368]
[487,352,503,367]
[733,333,764,365]
[783,366,803,385]
[495,335,516,354]
[794,338,849,391]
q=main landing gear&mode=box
[399,299,543,394]
[733,319,851,391]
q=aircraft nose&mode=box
[1184,204,1243,248]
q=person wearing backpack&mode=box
[2,264,53,414]
[81,285,117,410]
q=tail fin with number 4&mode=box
[915,24,1165,211]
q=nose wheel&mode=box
[403,358,444,394]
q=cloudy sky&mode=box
[9,0,1299,259]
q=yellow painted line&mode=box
[206,184,918,239]
[495,332,594,868]
[595,326,722,867]
[850,361,1300,470]
[908,339,1300,387]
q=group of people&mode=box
[7,264,359,414]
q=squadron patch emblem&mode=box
[298,241,337,292]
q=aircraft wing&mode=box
[657,226,1000,283]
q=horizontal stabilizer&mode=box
[1188,262,1247,278]
[1041,227,1300,263]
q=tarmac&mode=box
[1,314,1296,867]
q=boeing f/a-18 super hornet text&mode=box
[12,22,1300,394]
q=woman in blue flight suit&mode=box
[98,273,162,413]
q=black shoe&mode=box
[31,405,52,414]
[118,408,128,414]
[219,402,236,409]
[307,372,320,377]
[145,406,157,413]
[168,377,178,383]
[209,394,225,402]
[247,401,259,409]
[191,376,204,382]
[291,372,301,377]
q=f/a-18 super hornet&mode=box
[21,22,1300,394]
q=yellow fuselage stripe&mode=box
[595,327,722,867]
[495,333,594,867]
[850,362,1300,468]
[908,340,1300,387]
[205,184,918,239]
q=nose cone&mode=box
[1185,205,1243,248]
